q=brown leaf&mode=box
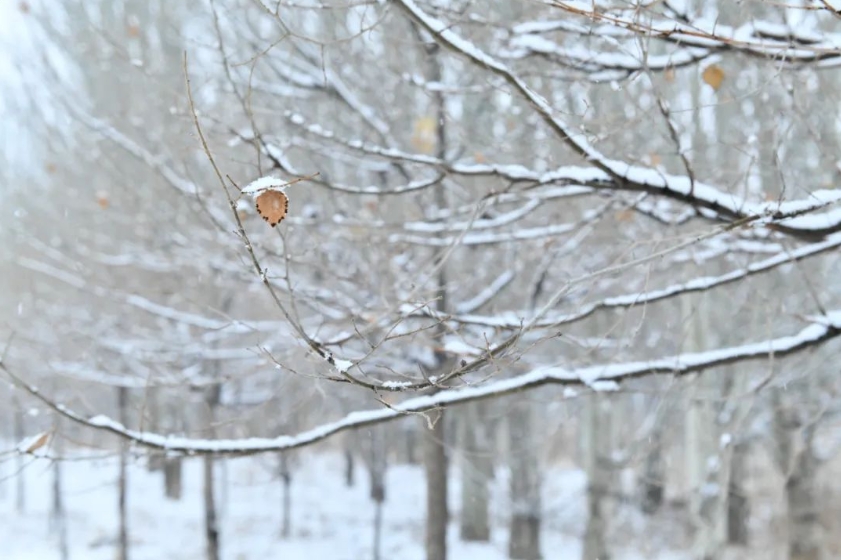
[97,193,109,210]
[663,68,675,83]
[702,64,725,91]
[255,190,289,227]
[19,2,30,14]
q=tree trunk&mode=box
[509,405,542,560]
[146,390,163,473]
[203,386,221,560]
[13,393,25,513]
[279,451,292,539]
[639,426,664,515]
[368,425,387,560]
[51,421,69,560]
[459,401,491,542]
[404,422,419,465]
[203,454,220,560]
[581,396,609,560]
[727,442,749,545]
[424,412,448,560]
[786,450,822,560]
[117,386,130,560]
[344,443,355,487]
[681,291,728,560]
[164,457,183,500]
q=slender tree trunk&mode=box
[682,291,727,560]
[373,493,384,560]
[368,425,387,560]
[51,420,69,560]
[164,457,182,499]
[203,386,221,560]
[204,454,220,560]
[202,295,231,560]
[727,442,749,545]
[146,390,163,473]
[279,452,292,539]
[773,395,823,560]
[424,413,448,560]
[640,426,664,515]
[419,27,451,560]
[786,450,821,560]
[459,401,491,542]
[117,386,130,560]
[404,422,419,465]
[344,441,355,487]
[581,396,609,560]
[509,405,542,560]
[13,393,25,513]
[163,400,183,498]
[220,458,229,518]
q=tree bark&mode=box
[459,401,491,542]
[639,426,664,515]
[344,442,355,487]
[581,396,609,560]
[13,393,25,513]
[117,386,130,560]
[786,450,822,560]
[164,457,183,500]
[424,412,448,560]
[509,405,542,560]
[368,425,387,560]
[727,442,749,545]
[279,451,292,538]
[51,419,69,560]
[203,453,220,560]
[404,422,419,465]
[203,385,221,560]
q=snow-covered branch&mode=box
[415,231,841,330]
[393,0,841,240]
[5,312,840,455]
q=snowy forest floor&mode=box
[0,447,828,560]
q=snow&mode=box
[15,432,50,456]
[442,339,484,357]
[241,176,289,196]
[390,221,577,246]
[332,358,354,374]
[456,270,515,314]
[508,34,711,72]
[0,451,623,560]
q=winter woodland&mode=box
[3,0,841,559]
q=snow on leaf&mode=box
[241,176,290,197]
[17,431,50,454]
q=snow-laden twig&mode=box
[542,3,841,65]
[415,231,841,329]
